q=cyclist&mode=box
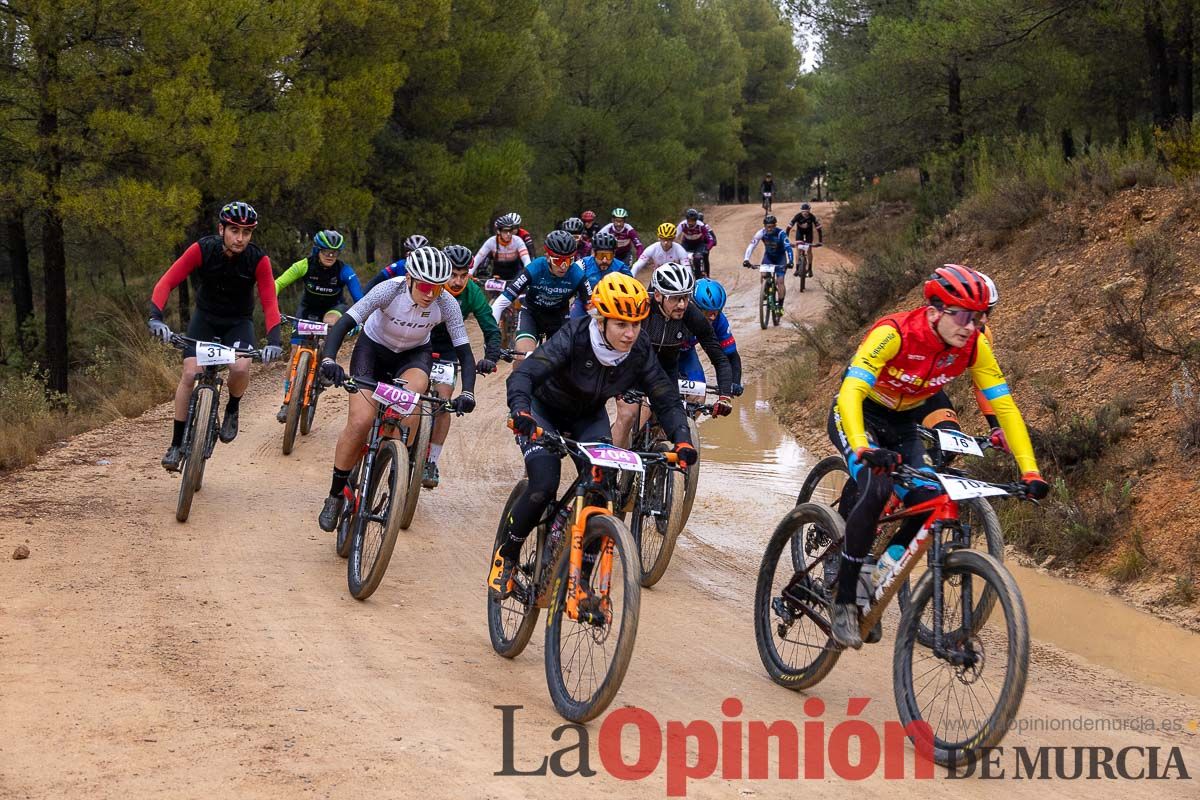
[471,213,532,288]
[423,244,503,489]
[561,216,591,259]
[785,203,823,278]
[147,201,283,471]
[570,230,630,318]
[631,222,692,280]
[675,208,717,278]
[580,209,599,241]
[826,264,1049,649]
[506,211,534,250]
[611,262,734,447]
[315,247,477,531]
[365,234,430,291]
[760,173,774,211]
[742,214,794,308]
[598,207,644,265]
[492,230,592,357]
[273,229,365,423]
[678,278,742,395]
[488,272,698,594]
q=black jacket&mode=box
[507,317,692,445]
[643,301,733,394]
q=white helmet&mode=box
[403,234,429,252]
[406,246,453,284]
[980,272,999,309]
[651,261,695,296]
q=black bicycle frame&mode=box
[183,368,224,462]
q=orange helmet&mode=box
[924,264,990,312]
[592,273,649,322]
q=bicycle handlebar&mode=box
[890,463,1033,502]
[340,376,461,416]
[169,334,263,361]
[505,420,681,465]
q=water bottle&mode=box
[873,544,907,592]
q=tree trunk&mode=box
[390,231,401,263]
[1178,0,1195,122]
[35,32,69,394]
[1145,1,1176,126]
[947,61,965,196]
[350,227,360,257]
[364,224,376,264]
[1060,128,1076,161]
[3,209,34,356]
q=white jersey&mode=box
[471,234,531,274]
[349,279,468,353]
[631,241,691,278]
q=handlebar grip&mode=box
[664,452,679,464]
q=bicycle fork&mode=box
[565,495,615,626]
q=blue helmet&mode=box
[693,278,727,312]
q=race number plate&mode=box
[430,361,457,386]
[937,428,984,457]
[580,443,644,473]
[796,243,811,252]
[372,383,419,416]
[485,278,507,292]
[195,342,236,366]
[759,264,776,274]
[678,379,706,396]
[296,319,328,336]
[936,474,1010,501]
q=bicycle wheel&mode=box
[754,503,843,689]
[545,514,641,722]
[791,455,850,571]
[893,549,1029,766]
[899,499,1003,640]
[348,440,408,600]
[398,404,432,530]
[799,253,808,293]
[759,281,770,329]
[282,351,310,455]
[487,480,547,658]
[772,295,782,326]
[679,416,701,528]
[335,458,362,559]
[176,386,214,523]
[634,464,686,588]
[301,376,319,436]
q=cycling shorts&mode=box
[677,348,705,383]
[182,309,255,360]
[826,398,946,498]
[516,306,567,343]
[349,333,432,385]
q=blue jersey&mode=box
[504,257,591,314]
[580,255,632,289]
[366,258,406,291]
[679,311,738,382]
[744,228,793,266]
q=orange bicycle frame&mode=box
[564,493,615,623]
[283,343,321,409]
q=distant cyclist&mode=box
[631,222,691,279]
[743,214,794,306]
[147,201,283,470]
[580,209,600,242]
[760,173,775,211]
[675,208,717,278]
[506,211,534,250]
[561,216,591,259]
[471,213,532,288]
[598,207,644,265]
[272,229,364,422]
[678,278,742,395]
[570,230,630,318]
[366,234,430,291]
[491,230,592,358]
[785,203,823,278]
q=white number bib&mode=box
[580,443,644,473]
[678,379,706,397]
[371,383,419,416]
[937,429,983,457]
[936,474,1010,501]
[759,264,776,274]
[430,361,457,386]
[195,342,236,366]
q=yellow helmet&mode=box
[656,222,677,240]
[592,273,650,322]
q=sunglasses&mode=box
[942,308,984,327]
[547,253,574,268]
[318,249,339,257]
[413,281,444,297]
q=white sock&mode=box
[428,444,443,464]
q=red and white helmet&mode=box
[924,264,990,312]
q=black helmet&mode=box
[685,208,699,220]
[801,203,811,211]
[592,230,617,251]
[562,217,585,234]
[763,214,777,226]
[443,244,473,270]
[544,229,577,256]
[218,201,258,228]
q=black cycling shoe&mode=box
[218,408,239,443]
[161,445,184,472]
[319,494,345,532]
[276,405,288,424]
[831,602,863,650]
[806,265,814,278]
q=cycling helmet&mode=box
[611,207,629,219]
[697,212,705,221]
[507,212,523,227]
[656,222,677,240]
[443,244,474,270]
[544,229,577,257]
[494,213,518,231]
[218,201,258,228]
[405,246,453,284]
[592,230,617,251]
[685,208,699,220]
[763,214,777,226]
[693,278,727,312]
[313,229,344,251]
[980,271,999,309]
[403,234,429,253]
[801,203,811,211]
[592,273,649,322]
[924,264,990,312]
[581,210,596,224]
[651,261,695,297]
[562,217,585,234]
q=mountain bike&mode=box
[677,380,719,530]
[761,191,773,212]
[793,427,1004,626]
[331,376,457,599]
[488,429,673,722]
[793,242,820,293]
[755,434,1035,765]
[686,247,711,280]
[753,264,784,329]
[168,335,262,523]
[280,315,328,455]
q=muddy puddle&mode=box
[689,378,1200,700]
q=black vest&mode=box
[194,235,268,319]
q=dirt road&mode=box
[2,203,1197,799]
